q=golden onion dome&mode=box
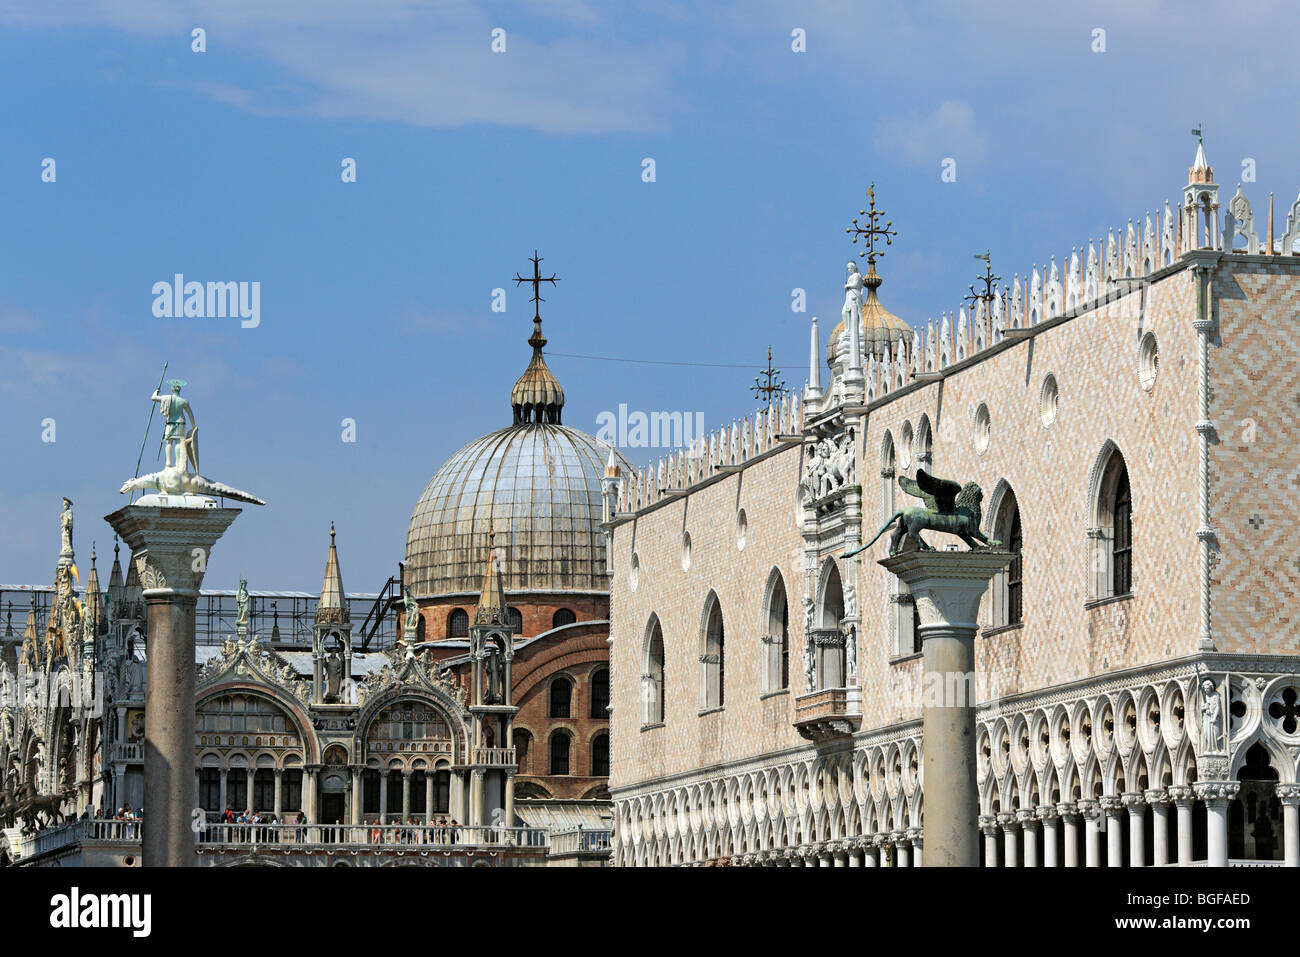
[510,318,565,424]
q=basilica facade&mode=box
[0,297,624,867]
[606,144,1300,867]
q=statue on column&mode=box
[153,379,197,471]
[402,586,420,645]
[484,641,505,705]
[842,263,865,343]
[845,627,857,683]
[119,378,266,505]
[59,498,74,561]
[236,577,250,636]
[1200,679,1222,751]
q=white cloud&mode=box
[874,100,987,168]
[0,0,676,133]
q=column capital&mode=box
[879,550,1014,633]
[1097,795,1122,815]
[978,814,999,836]
[1120,791,1146,810]
[1015,808,1035,825]
[890,829,908,845]
[1054,801,1078,821]
[906,826,923,844]
[1276,783,1300,805]
[1036,804,1059,822]
[1076,799,1100,820]
[1143,788,1169,806]
[1167,784,1195,805]
[105,505,242,596]
[1194,781,1240,804]
[996,811,1017,829]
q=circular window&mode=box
[1039,374,1059,428]
[973,403,991,455]
[899,421,913,470]
[681,532,692,572]
[735,508,748,551]
[1138,332,1159,391]
[629,552,640,591]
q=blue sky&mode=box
[2,0,1296,591]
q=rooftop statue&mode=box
[119,378,266,506]
[849,469,998,556]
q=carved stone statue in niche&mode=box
[324,647,344,703]
[484,640,505,705]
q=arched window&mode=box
[589,668,610,718]
[989,485,1024,627]
[700,593,725,710]
[448,608,468,638]
[816,561,847,688]
[253,769,275,811]
[549,676,572,718]
[643,615,665,726]
[1090,445,1133,599]
[507,607,523,633]
[433,770,450,814]
[512,729,532,774]
[591,733,609,777]
[552,608,576,629]
[762,571,789,693]
[550,732,571,775]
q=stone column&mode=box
[1196,781,1239,868]
[402,771,412,819]
[351,769,362,825]
[503,770,516,829]
[470,768,485,826]
[979,816,999,867]
[1146,789,1170,867]
[378,773,388,824]
[106,504,241,868]
[1169,786,1194,865]
[998,812,1018,867]
[880,550,1011,867]
[1058,804,1079,867]
[892,832,909,868]
[274,769,283,820]
[1078,800,1101,867]
[832,841,848,867]
[425,773,435,824]
[1277,785,1300,868]
[1121,792,1145,867]
[1018,809,1037,867]
[848,839,864,867]
[907,826,923,866]
[862,838,878,866]
[1037,805,1059,867]
[1100,796,1123,867]
[218,769,228,816]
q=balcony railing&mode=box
[793,687,862,741]
[195,822,547,849]
[114,742,144,763]
[550,828,612,855]
[17,819,142,859]
[473,746,517,767]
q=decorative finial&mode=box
[751,345,788,406]
[330,521,336,545]
[846,183,897,268]
[964,251,1001,316]
[514,250,559,341]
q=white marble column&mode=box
[1169,786,1194,865]
[1037,805,1059,867]
[1058,804,1079,867]
[862,838,879,867]
[893,832,909,868]
[832,842,848,867]
[1079,800,1101,867]
[1196,782,1239,868]
[1122,792,1145,867]
[273,769,283,819]
[401,770,412,819]
[425,773,435,824]
[1146,789,1170,867]
[1100,796,1123,866]
[980,816,999,867]
[1018,809,1038,867]
[907,826,923,866]
[1278,785,1300,868]
[378,772,388,824]
[998,812,1018,867]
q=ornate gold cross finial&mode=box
[513,250,559,322]
[846,183,897,266]
[751,345,788,405]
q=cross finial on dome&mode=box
[510,251,565,425]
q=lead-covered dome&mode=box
[405,300,633,599]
